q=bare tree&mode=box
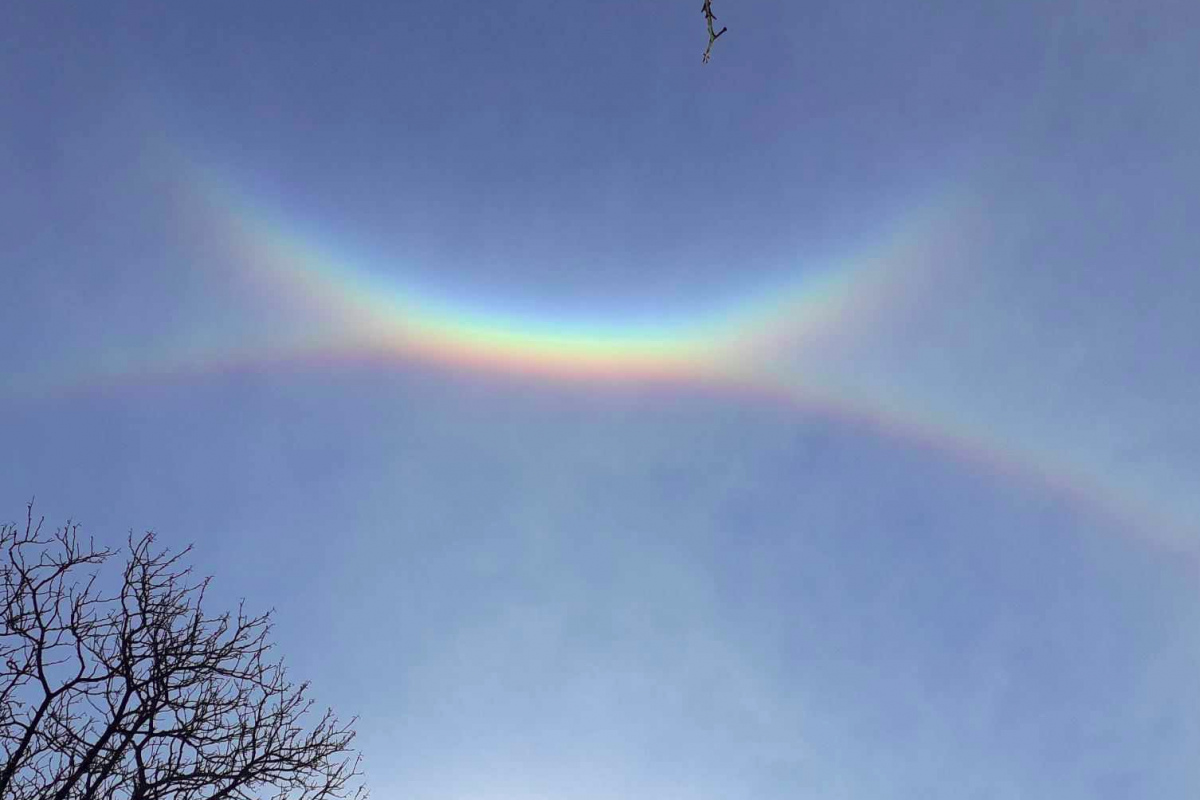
[0,504,366,800]
[701,0,728,64]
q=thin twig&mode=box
[702,0,728,64]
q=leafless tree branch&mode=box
[1,503,366,800]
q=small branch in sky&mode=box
[701,0,728,64]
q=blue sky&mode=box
[3,1,1198,797]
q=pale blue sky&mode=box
[3,2,1198,797]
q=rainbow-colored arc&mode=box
[213,178,889,389]
[37,166,1200,564]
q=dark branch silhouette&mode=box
[1,503,366,800]
[701,0,728,64]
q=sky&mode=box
[2,1,1198,797]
